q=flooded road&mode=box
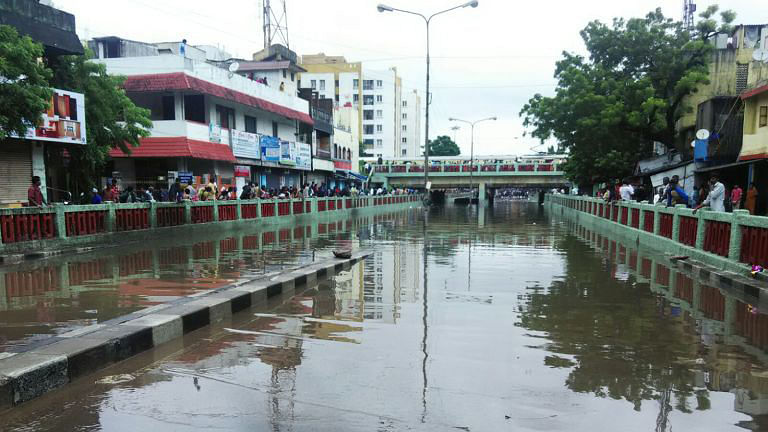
[2,201,768,431]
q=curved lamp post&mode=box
[377,1,479,193]
[448,116,496,199]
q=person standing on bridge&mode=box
[694,174,725,213]
[619,179,634,201]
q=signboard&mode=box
[279,140,296,166]
[260,135,280,162]
[17,88,87,145]
[234,165,251,177]
[209,122,222,143]
[295,143,312,170]
[232,130,260,159]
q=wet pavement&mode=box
[2,202,768,431]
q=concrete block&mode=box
[186,297,232,323]
[0,374,13,410]
[0,353,68,405]
[33,337,113,380]
[158,304,210,333]
[58,324,106,339]
[119,315,181,347]
[209,289,252,313]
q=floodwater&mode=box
[2,201,768,431]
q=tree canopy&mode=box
[428,135,460,156]
[0,25,52,140]
[520,6,735,186]
[49,51,152,190]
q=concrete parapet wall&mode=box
[0,196,421,256]
[547,194,768,274]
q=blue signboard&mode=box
[279,140,296,166]
[694,139,708,162]
[260,135,280,162]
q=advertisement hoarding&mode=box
[232,130,260,159]
[260,135,280,162]
[20,88,87,145]
[295,143,312,171]
[279,140,296,166]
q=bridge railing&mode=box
[0,195,422,251]
[373,162,561,174]
[547,194,768,270]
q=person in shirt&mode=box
[694,174,725,213]
[731,184,743,210]
[90,188,103,204]
[28,176,46,207]
[619,179,634,201]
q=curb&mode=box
[0,250,371,409]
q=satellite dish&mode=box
[690,140,696,148]
[753,50,768,63]
[228,62,240,73]
[696,129,710,140]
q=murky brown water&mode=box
[2,201,768,431]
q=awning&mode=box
[109,137,236,162]
[348,171,368,182]
[695,159,761,173]
[741,84,768,100]
[335,170,367,182]
[123,72,313,126]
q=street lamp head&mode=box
[464,0,479,8]
[490,116,497,120]
[449,117,456,121]
[377,4,394,12]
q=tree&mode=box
[48,51,152,191]
[0,25,52,140]
[520,7,735,186]
[428,135,460,156]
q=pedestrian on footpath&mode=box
[746,183,758,215]
[28,176,46,207]
[694,174,725,213]
[90,188,102,205]
[619,178,634,201]
[665,176,689,207]
[731,184,743,210]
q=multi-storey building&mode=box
[90,39,313,192]
[360,67,403,160]
[400,89,422,157]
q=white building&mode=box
[360,67,402,159]
[400,89,422,157]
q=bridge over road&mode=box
[367,155,570,204]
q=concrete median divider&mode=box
[0,250,372,409]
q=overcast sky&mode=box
[55,0,766,157]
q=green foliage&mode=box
[0,25,52,140]
[428,135,460,156]
[48,50,151,190]
[520,6,735,187]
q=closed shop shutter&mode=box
[0,142,33,204]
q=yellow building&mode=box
[740,84,768,160]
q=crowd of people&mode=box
[24,178,414,207]
[598,173,760,215]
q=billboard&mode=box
[260,135,280,162]
[279,140,296,166]
[295,143,312,170]
[232,130,260,159]
[21,88,87,145]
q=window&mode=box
[353,79,359,90]
[363,95,374,105]
[272,121,278,137]
[319,80,326,90]
[161,95,175,120]
[282,69,287,78]
[245,115,257,133]
[376,139,383,146]
[736,64,748,93]
[376,124,383,133]
[401,149,407,156]
[216,104,235,129]
[376,80,383,87]
[335,94,339,102]
[402,137,407,143]
[363,110,374,120]
[402,125,407,132]
[310,80,317,89]
[335,79,339,88]
[364,125,374,135]
[353,94,359,103]
[760,106,768,127]
[184,94,205,123]
[376,95,383,103]
[363,138,374,147]
[291,72,295,82]
[402,113,407,120]
[402,100,407,107]
[363,80,374,90]
[376,109,383,119]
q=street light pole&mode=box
[377,1,479,199]
[449,116,496,201]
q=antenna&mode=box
[262,0,290,49]
[683,0,696,32]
